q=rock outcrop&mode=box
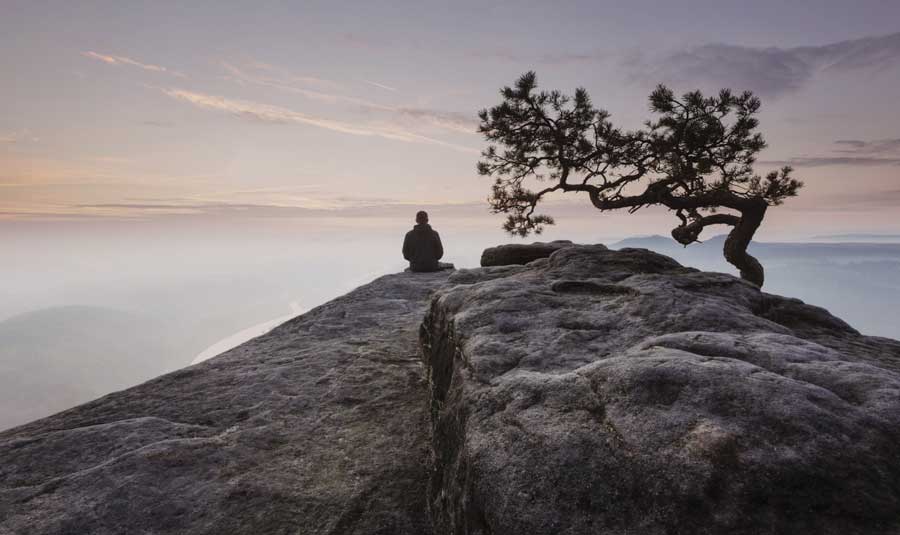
[3,243,899,535]
[421,244,900,535]
[479,240,572,267]
[0,271,451,535]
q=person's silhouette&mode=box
[403,211,444,272]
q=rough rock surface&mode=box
[421,244,900,535]
[4,243,900,535]
[0,271,451,535]
[479,240,573,267]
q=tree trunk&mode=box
[723,202,767,287]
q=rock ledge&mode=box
[3,244,899,535]
[421,244,900,535]
[0,271,451,535]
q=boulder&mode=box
[479,240,574,267]
[0,271,452,535]
[421,245,900,535]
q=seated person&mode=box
[403,211,444,272]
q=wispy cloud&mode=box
[817,189,900,210]
[833,138,900,154]
[468,48,607,65]
[393,108,475,134]
[0,130,39,145]
[67,198,491,219]
[468,31,899,97]
[221,61,477,134]
[626,31,900,97]
[221,61,345,96]
[161,88,478,152]
[222,62,403,113]
[363,79,399,92]
[763,137,900,167]
[777,188,900,215]
[763,156,900,167]
[82,51,186,77]
[141,120,176,128]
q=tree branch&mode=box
[671,213,740,245]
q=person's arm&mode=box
[434,231,444,260]
[402,232,412,261]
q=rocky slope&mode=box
[421,244,900,534]
[2,243,899,534]
[0,271,451,535]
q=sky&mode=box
[2,0,900,237]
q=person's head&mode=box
[415,210,429,225]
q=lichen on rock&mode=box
[0,271,452,535]
[421,244,900,535]
[2,243,898,534]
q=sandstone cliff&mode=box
[422,244,900,535]
[2,244,899,534]
[0,271,450,535]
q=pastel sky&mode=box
[2,0,900,236]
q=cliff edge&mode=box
[0,271,451,535]
[422,244,900,534]
[2,243,899,534]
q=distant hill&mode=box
[0,306,180,430]
[810,233,900,242]
[614,234,900,260]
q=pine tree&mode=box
[478,72,803,287]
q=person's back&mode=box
[403,211,443,272]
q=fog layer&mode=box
[1,217,898,430]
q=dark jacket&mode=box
[403,224,444,272]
